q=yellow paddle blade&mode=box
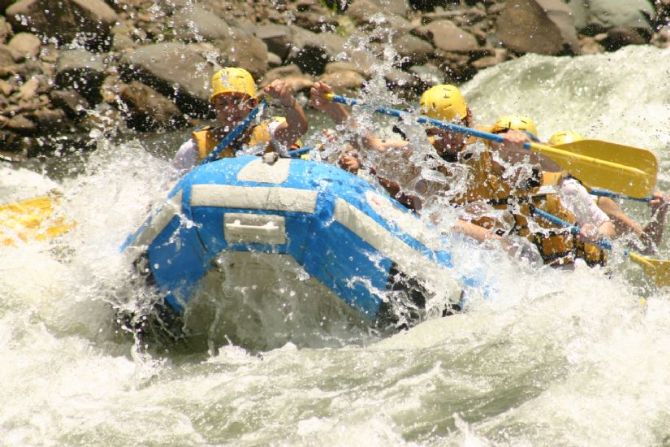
[0,195,74,246]
[530,140,657,199]
[629,252,670,287]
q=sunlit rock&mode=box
[286,27,346,75]
[7,32,41,60]
[393,33,434,65]
[346,0,409,21]
[566,0,655,35]
[496,0,579,55]
[413,19,479,53]
[170,5,232,43]
[319,69,365,92]
[6,0,118,51]
[49,89,89,119]
[119,42,213,118]
[255,24,293,61]
[55,49,106,105]
[212,27,269,80]
[118,81,185,132]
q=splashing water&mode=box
[1,45,670,445]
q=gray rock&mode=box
[212,26,269,79]
[393,33,434,65]
[347,0,409,21]
[0,17,12,45]
[6,0,118,51]
[384,68,417,92]
[602,26,648,50]
[50,89,90,119]
[293,11,338,33]
[171,5,231,42]
[0,79,14,97]
[8,33,41,59]
[29,108,70,131]
[325,61,368,77]
[119,42,213,117]
[56,50,106,104]
[0,45,15,67]
[118,81,185,131]
[255,24,292,60]
[286,27,346,75]
[6,114,36,134]
[267,52,282,67]
[346,49,383,77]
[408,63,444,88]
[413,20,479,52]
[318,70,365,92]
[262,64,304,83]
[111,23,135,51]
[496,0,579,55]
[18,77,39,101]
[566,0,655,34]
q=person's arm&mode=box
[559,178,614,241]
[309,81,350,124]
[642,192,669,248]
[338,152,422,211]
[492,130,561,171]
[264,79,308,149]
[310,81,408,153]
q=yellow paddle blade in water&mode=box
[628,252,670,287]
[538,139,658,199]
[0,195,74,246]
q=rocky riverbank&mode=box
[0,0,668,161]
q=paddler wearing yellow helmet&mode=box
[172,67,307,175]
[548,130,669,254]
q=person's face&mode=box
[212,93,257,125]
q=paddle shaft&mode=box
[589,188,651,203]
[328,94,649,179]
[530,207,613,250]
[201,99,267,165]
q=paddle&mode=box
[0,195,73,245]
[201,99,267,165]
[530,206,669,286]
[326,94,657,199]
[589,188,652,203]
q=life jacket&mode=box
[192,117,301,161]
[455,151,606,266]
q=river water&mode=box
[1,45,669,446]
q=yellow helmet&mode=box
[548,130,584,146]
[491,115,538,137]
[210,67,257,101]
[419,84,468,122]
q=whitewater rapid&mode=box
[1,45,669,445]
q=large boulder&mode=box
[286,27,346,75]
[255,24,293,61]
[393,33,434,65]
[496,0,579,55]
[212,26,268,79]
[118,81,185,131]
[7,33,41,59]
[171,5,231,43]
[6,0,118,51]
[0,17,12,45]
[413,20,479,53]
[566,0,655,35]
[119,42,213,117]
[346,0,409,21]
[55,49,106,104]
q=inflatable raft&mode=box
[122,155,469,330]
